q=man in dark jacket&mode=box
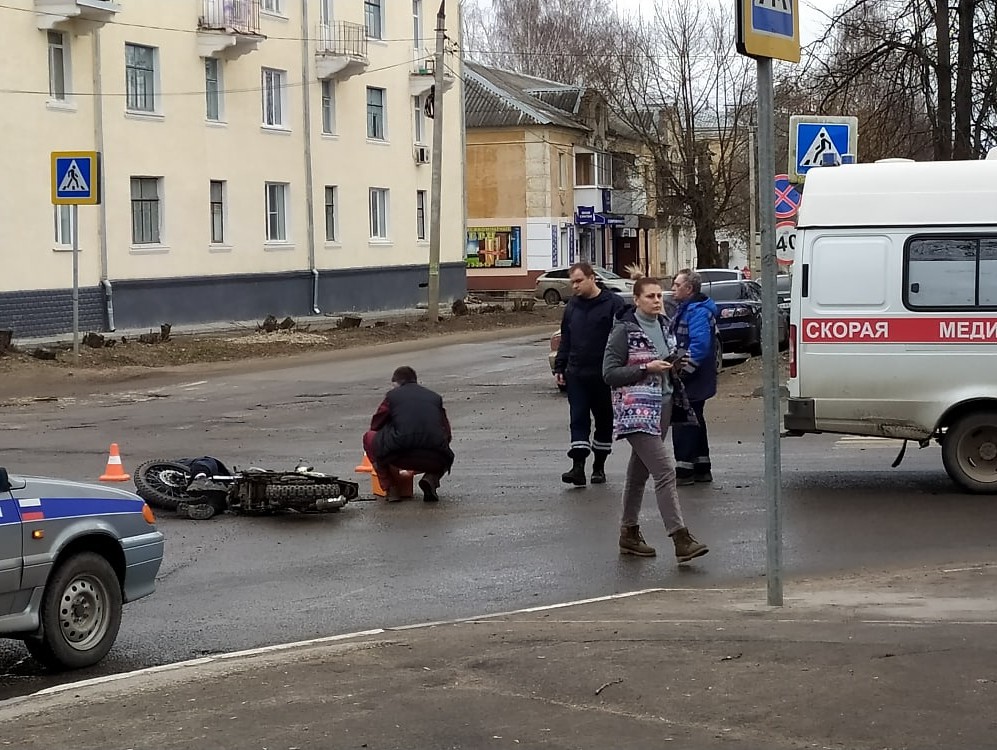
[363,366,454,502]
[553,262,626,485]
[670,269,719,485]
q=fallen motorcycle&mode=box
[133,457,360,520]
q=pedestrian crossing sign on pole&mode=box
[51,151,100,205]
[788,116,858,182]
[736,0,800,63]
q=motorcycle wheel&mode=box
[133,459,195,511]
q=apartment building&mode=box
[0,0,465,338]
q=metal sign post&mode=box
[736,0,800,607]
[52,150,101,360]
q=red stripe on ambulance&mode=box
[802,317,997,344]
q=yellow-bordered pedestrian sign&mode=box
[736,0,800,63]
[51,151,101,205]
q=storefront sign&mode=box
[466,226,522,269]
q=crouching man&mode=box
[362,366,454,502]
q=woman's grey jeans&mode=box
[620,401,685,534]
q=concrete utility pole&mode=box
[426,0,446,321]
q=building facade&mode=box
[0,0,465,338]
[462,61,696,291]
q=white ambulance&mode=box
[784,154,997,493]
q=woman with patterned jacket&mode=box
[602,277,709,564]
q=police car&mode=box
[0,466,164,671]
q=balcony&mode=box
[197,0,264,59]
[315,22,368,81]
[34,0,121,31]
[409,47,455,97]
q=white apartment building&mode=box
[0,0,465,338]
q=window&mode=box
[412,0,423,45]
[261,0,283,14]
[905,235,997,309]
[365,0,382,38]
[324,186,338,241]
[369,188,389,240]
[574,152,612,186]
[366,87,385,140]
[205,58,222,121]
[130,177,161,244]
[48,31,68,101]
[262,68,287,128]
[413,95,425,143]
[575,153,593,185]
[53,205,75,247]
[125,43,157,113]
[265,182,289,242]
[321,80,335,134]
[210,180,225,244]
[416,190,427,240]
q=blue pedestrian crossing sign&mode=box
[51,151,100,205]
[789,116,858,182]
[736,0,800,63]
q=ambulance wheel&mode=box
[24,552,123,671]
[941,410,997,493]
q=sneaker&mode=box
[670,527,709,564]
[619,525,656,556]
[419,477,440,503]
[676,475,695,487]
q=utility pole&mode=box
[426,0,446,321]
[748,125,758,275]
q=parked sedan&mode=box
[0,466,164,670]
[703,280,788,356]
[535,266,635,305]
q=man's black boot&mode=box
[561,457,587,486]
[591,454,607,484]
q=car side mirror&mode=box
[0,467,10,493]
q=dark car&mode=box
[702,280,788,357]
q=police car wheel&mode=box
[25,552,123,671]
[941,410,997,494]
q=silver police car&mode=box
[0,466,164,671]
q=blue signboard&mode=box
[736,0,800,63]
[576,205,595,225]
[51,151,100,205]
[789,116,859,181]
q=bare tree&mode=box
[461,0,616,83]
[807,0,995,160]
[589,2,754,267]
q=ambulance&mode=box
[784,153,997,493]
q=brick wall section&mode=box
[0,287,105,339]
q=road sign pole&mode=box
[72,203,80,360]
[756,57,783,606]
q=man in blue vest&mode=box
[670,269,719,486]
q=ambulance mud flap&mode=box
[891,440,908,468]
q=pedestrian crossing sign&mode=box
[788,116,858,182]
[52,151,100,205]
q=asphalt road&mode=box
[1,331,994,699]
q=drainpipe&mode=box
[299,0,320,314]
[92,27,114,330]
[458,1,468,300]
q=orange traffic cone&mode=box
[100,443,131,482]
[355,452,373,473]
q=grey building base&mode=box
[0,264,466,339]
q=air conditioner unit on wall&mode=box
[414,145,430,164]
